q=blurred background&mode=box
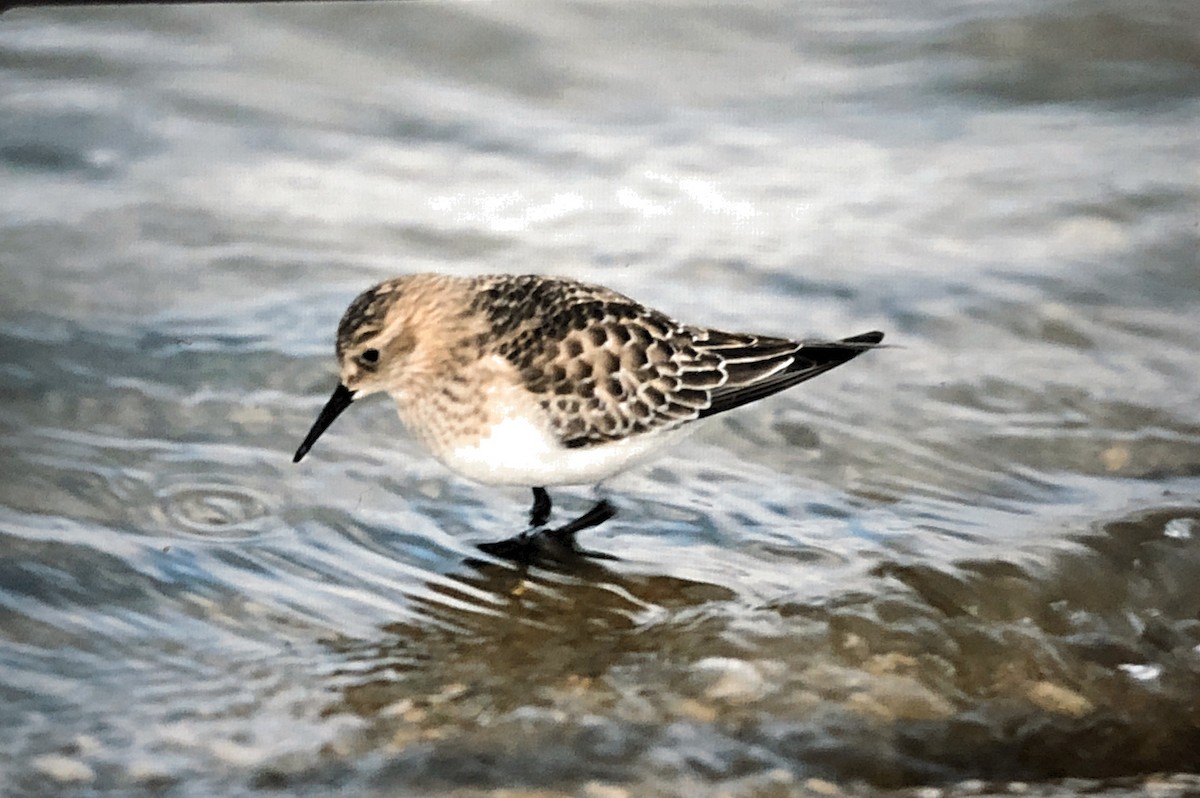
[1,2,1198,796]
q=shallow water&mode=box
[1,2,1199,796]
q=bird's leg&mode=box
[542,499,618,559]
[477,495,617,563]
[529,486,552,528]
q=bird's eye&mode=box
[359,348,380,365]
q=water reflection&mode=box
[332,555,737,716]
[314,506,1200,790]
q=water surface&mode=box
[1,2,1199,796]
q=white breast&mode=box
[439,412,697,487]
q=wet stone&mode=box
[693,657,768,704]
[1025,681,1094,718]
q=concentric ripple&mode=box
[152,482,274,540]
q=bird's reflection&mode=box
[326,549,736,720]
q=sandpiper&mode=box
[294,273,882,558]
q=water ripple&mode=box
[151,482,273,541]
[3,2,1200,794]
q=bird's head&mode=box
[293,277,423,463]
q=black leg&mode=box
[545,499,616,543]
[540,499,619,561]
[529,487,552,527]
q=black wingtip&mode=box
[696,328,886,419]
[842,330,885,345]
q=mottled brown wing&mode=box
[476,274,882,448]
[472,275,709,447]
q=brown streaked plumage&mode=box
[294,273,884,557]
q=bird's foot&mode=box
[478,499,618,564]
[475,532,615,564]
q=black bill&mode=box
[293,383,356,463]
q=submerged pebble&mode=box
[31,754,95,784]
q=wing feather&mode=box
[480,274,883,448]
[698,331,884,419]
